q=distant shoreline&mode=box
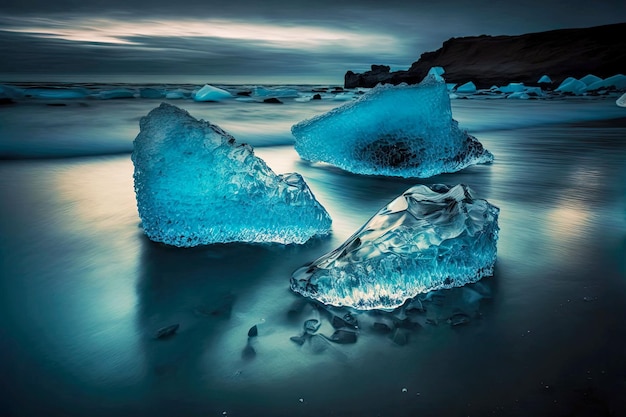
[345,22,626,88]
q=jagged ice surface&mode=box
[291,75,493,178]
[132,103,332,246]
[291,184,500,310]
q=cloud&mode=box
[0,19,409,80]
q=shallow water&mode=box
[1,94,626,416]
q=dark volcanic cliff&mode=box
[345,23,626,89]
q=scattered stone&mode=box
[154,323,179,339]
[373,321,393,334]
[236,91,252,96]
[312,94,322,100]
[331,313,358,329]
[290,335,307,345]
[327,329,357,344]
[248,325,258,338]
[263,97,283,104]
[46,103,67,107]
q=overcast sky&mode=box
[0,0,624,83]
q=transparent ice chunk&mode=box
[291,184,500,310]
[132,103,332,246]
[292,75,493,178]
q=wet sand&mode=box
[1,111,625,416]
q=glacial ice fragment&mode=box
[132,103,332,246]
[587,74,626,91]
[139,88,164,99]
[499,83,526,93]
[193,84,232,102]
[455,81,477,94]
[24,88,87,99]
[555,77,587,94]
[291,75,493,178]
[96,88,135,99]
[537,75,552,84]
[291,184,500,310]
[579,74,602,87]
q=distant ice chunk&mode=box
[555,77,587,94]
[165,89,188,99]
[252,86,300,99]
[587,74,626,91]
[139,88,165,99]
[24,88,87,99]
[193,84,232,102]
[617,92,626,107]
[291,184,500,310]
[132,103,332,246]
[537,75,552,84]
[524,86,544,97]
[427,66,445,81]
[507,92,530,99]
[499,83,525,93]
[331,93,355,101]
[579,74,602,87]
[96,88,135,99]
[455,81,477,94]
[291,75,493,178]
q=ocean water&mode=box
[1,84,626,417]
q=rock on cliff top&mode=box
[345,22,626,89]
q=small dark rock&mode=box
[290,335,307,345]
[327,329,357,344]
[332,312,358,329]
[155,323,179,339]
[248,325,258,337]
[236,90,252,96]
[312,93,322,100]
[46,103,67,106]
[373,322,393,334]
[263,97,283,104]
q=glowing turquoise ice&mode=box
[291,74,493,178]
[132,103,331,247]
[291,184,500,310]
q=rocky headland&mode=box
[345,22,626,89]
